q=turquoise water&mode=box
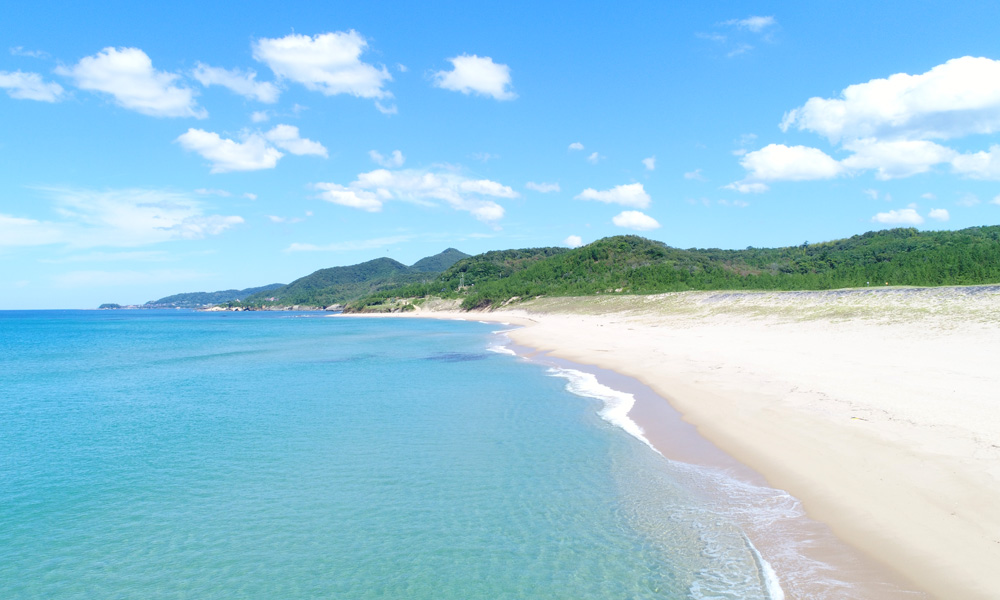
[0,310,784,599]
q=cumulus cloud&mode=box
[872,206,924,225]
[0,70,64,102]
[684,168,706,181]
[642,156,656,171]
[575,183,650,208]
[928,208,950,222]
[176,129,283,173]
[841,139,957,179]
[563,235,584,248]
[739,144,844,181]
[432,54,515,100]
[263,124,327,156]
[781,57,1000,144]
[26,187,242,247]
[369,149,405,168]
[314,168,518,223]
[586,152,603,164]
[252,31,391,100]
[192,63,280,103]
[568,142,584,151]
[739,57,1000,188]
[612,210,660,231]
[250,110,270,123]
[728,144,843,190]
[177,125,325,172]
[58,47,206,118]
[951,145,1000,180]
[526,181,560,193]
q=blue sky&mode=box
[4,1,1000,308]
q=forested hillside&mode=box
[145,283,284,308]
[242,248,469,308]
[345,226,1000,311]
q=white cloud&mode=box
[0,70,64,102]
[263,124,327,156]
[243,193,258,200]
[526,181,560,193]
[471,152,499,162]
[642,156,656,171]
[951,145,1000,180]
[314,168,518,223]
[252,31,391,99]
[991,195,1000,206]
[928,208,950,222]
[286,235,413,252]
[863,189,879,200]
[841,138,956,179]
[684,168,706,181]
[872,206,924,225]
[375,100,398,115]
[612,210,660,231]
[176,125,324,172]
[723,16,777,32]
[369,149,405,168]
[568,142,584,151]
[921,192,937,200]
[29,187,243,247]
[730,144,844,191]
[739,144,844,181]
[576,183,650,208]
[563,235,583,248]
[58,47,206,118]
[192,63,279,103]
[432,54,515,101]
[0,213,64,246]
[10,46,48,58]
[313,183,383,212]
[176,129,283,173]
[723,181,769,194]
[250,110,270,123]
[586,152,603,164]
[781,57,1000,144]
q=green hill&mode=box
[145,283,284,308]
[410,248,470,272]
[345,226,1000,311]
[243,248,469,308]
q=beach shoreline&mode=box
[343,287,1000,599]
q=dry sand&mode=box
[350,286,1000,599]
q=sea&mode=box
[0,310,918,599]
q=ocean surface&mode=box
[1,309,830,598]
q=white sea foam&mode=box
[547,367,656,451]
[486,344,517,356]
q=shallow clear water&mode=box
[1,310,782,599]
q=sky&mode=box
[4,1,1000,308]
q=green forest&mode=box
[345,226,1000,311]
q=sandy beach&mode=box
[360,287,1000,599]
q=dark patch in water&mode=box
[425,352,489,362]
